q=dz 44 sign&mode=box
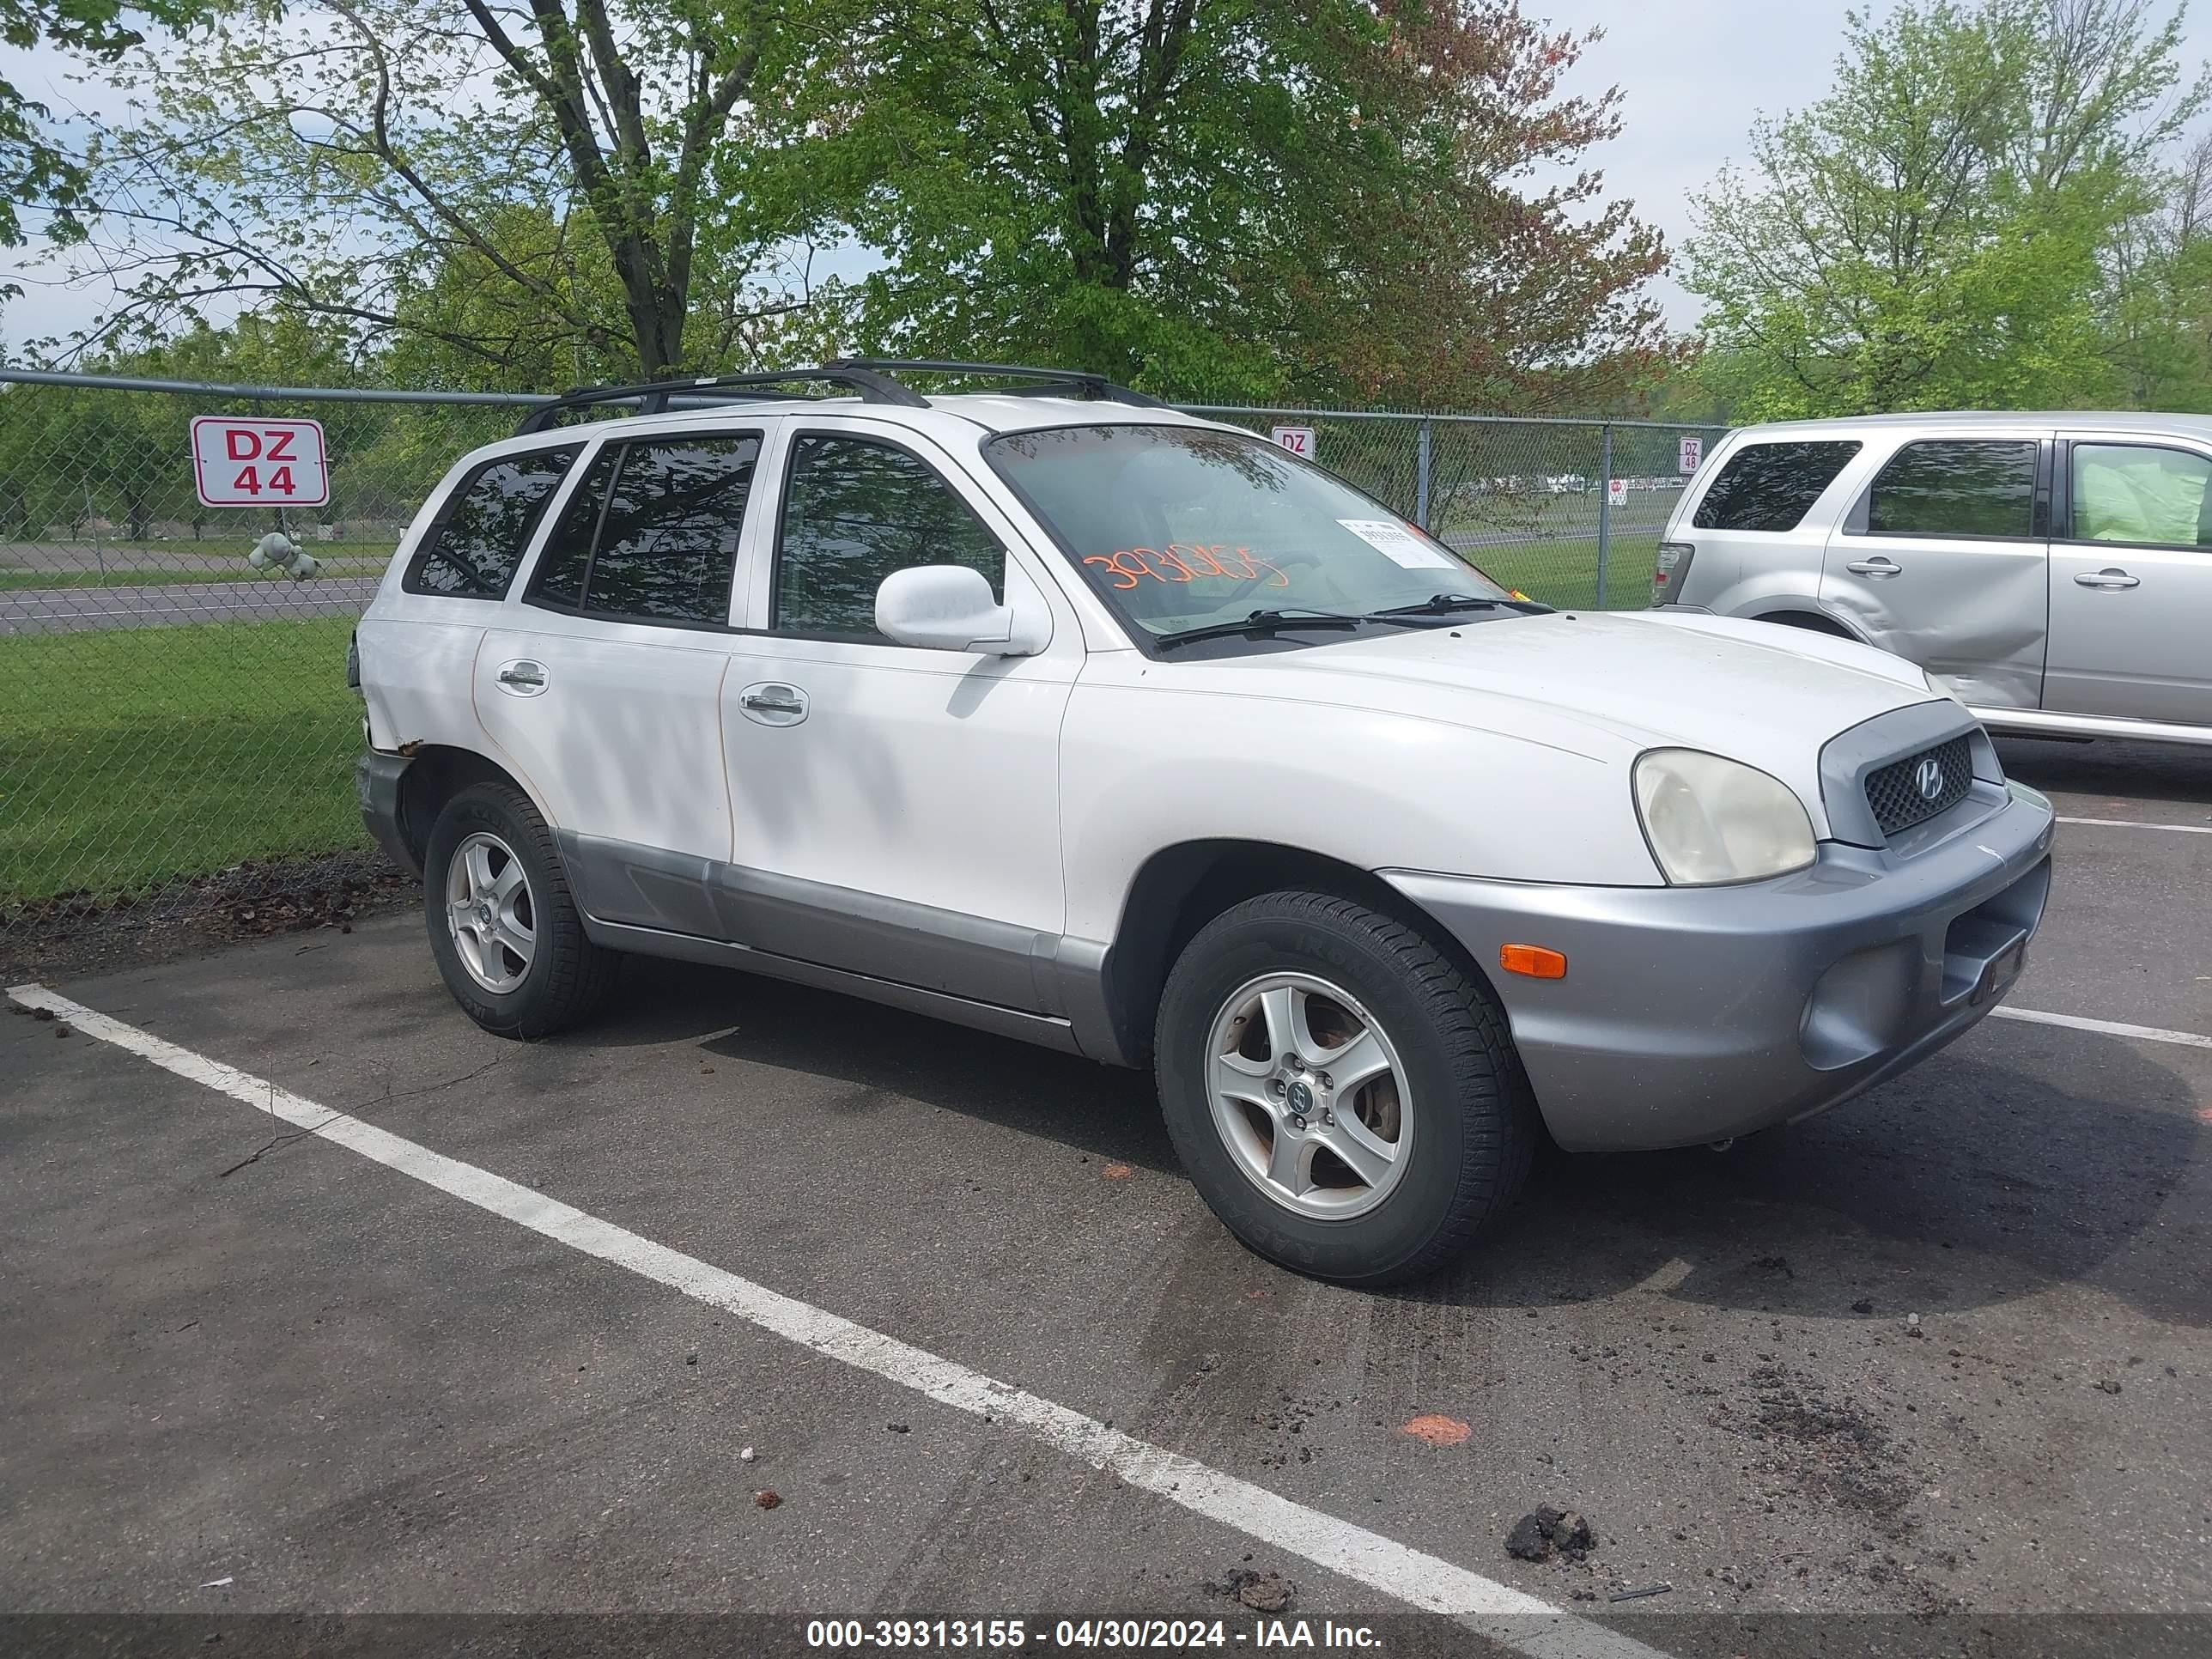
[191,416,330,507]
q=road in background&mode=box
[0,575,382,634]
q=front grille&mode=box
[1864,735,1974,837]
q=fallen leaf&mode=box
[1102,1162,1132,1179]
[1401,1413,1471,1446]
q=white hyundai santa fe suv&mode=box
[352,360,2056,1285]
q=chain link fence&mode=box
[0,366,1724,964]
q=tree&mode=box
[56,0,817,376]
[0,0,204,250]
[787,0,1669,406]
[33,0,1668,405]
[1684,0,2205,418]
[2103,131,2212,409]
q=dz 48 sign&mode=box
[191,416,330,507]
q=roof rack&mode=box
[514,364,927,434]
[512,357,1169,435]
[833,358,1170,409]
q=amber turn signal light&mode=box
[1499,943,1567,979]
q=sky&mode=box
[3,0,2211,349]
[1540,0,2212,329]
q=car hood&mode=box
[1212,608,1949,834]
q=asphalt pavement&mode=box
[3,735,2208,1656]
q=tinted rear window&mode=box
[1692,441,1862,532]
[528,434,761,624]
[1867,440,2039,538]
[403,447,579,598]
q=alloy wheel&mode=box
[1204,971,1413,1219]
[444,830,536,993]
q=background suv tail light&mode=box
[1652,541,1695,606]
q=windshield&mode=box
[983,424,1512,644]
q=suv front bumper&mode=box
[1383,783,2056,1151]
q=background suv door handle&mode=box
[738,682,809,726]
[494,659,548,696]
[2074,568,2141,589]
[1844,556,1902,577]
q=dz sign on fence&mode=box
[1678,435,1703,475]
[191,416,330,507]
[1606,477,1629,507]
[1270,425,1316,459]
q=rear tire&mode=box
[423,782,617,1038]
[1154,890,1537,1285]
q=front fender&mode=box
[1057,678,1661,946]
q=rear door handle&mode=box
[2074,568,2140,589]
[494,659,548,696]
[1844,556,1901,578]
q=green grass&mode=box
[0,617,368,903]
[0,561,386,590]
[1447,533,1665,611]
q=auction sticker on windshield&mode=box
[1339,519,1458,569]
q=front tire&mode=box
[423,781,617,1038]
[1154,890,1536,1285]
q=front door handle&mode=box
[738,681,808,726]
[2074,568,2140,589]
[1844,556,1902,578]
[494,659,548,696]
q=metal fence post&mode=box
[1415,418,1432,530]
[1595,423,1612,608]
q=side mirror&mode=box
[876,565,1048,656]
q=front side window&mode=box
[984,424,1508,647]
[1867,440,2038,539]
[528,434,759,624]
[2069,443,2212,547]
[404,446,579,598]
[774,434,1005,638]
[1691,441,1861,532]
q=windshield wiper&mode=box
[1369,592,1551,618]
[1153,608,1375,649]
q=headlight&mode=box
[1632,749,1817,885]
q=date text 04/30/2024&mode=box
[804,1619,1382,1650]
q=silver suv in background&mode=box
[1653,413,2212,747]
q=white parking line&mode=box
[1993,1006,2212,1049]
[2056,816,2212,836]
[7,981,1665,1659]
